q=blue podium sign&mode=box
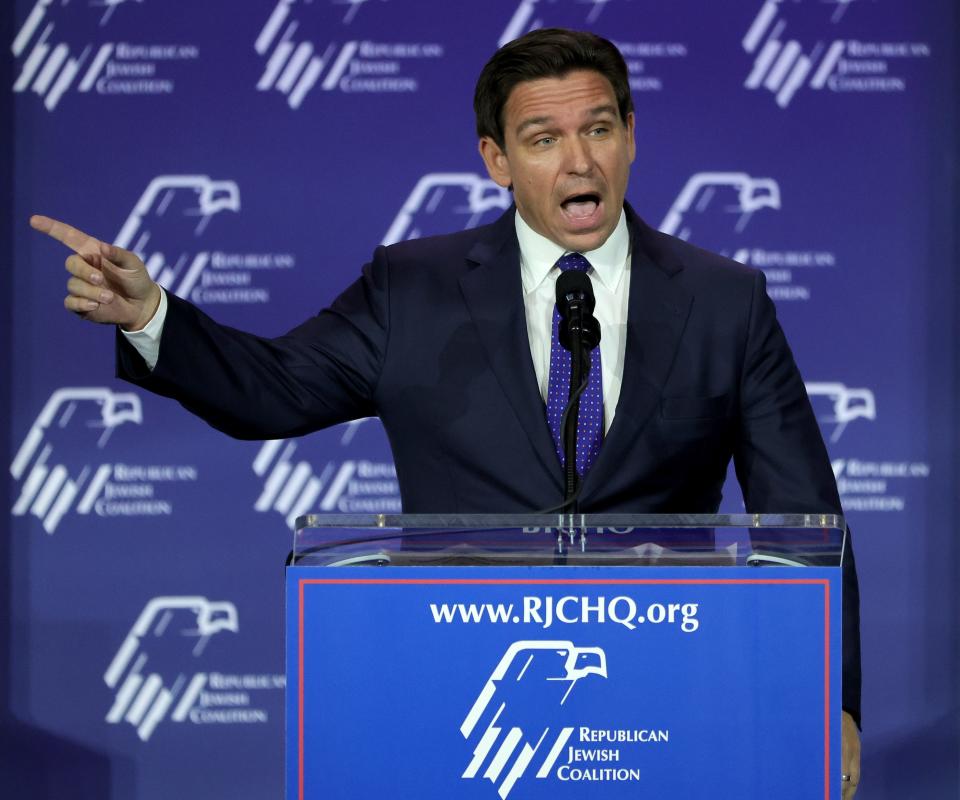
[286,566,841,799]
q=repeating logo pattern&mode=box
[252,419,399,527]
[742,0,931,108]
[255,0,443,108]
[104,596,239,742]
[805,381,876,443]
[12,0,198,111]
[11,387,143,533]
[460,640,607,799]
[660,171,838,302]
[381,173,512,245]
[115,175,295,305]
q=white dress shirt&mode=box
[516,210,631,434]
[123,209,632,433]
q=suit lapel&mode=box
[580,210,693,502]
[459,211,563,490]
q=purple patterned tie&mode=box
[545,253,603,476]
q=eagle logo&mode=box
[103,596,239,741]
[114,175,241,300]
[659,171,781,244]
[11,387,143,533]
[461,640,607,798]
[805,382,876,442]
[381,173,512,246]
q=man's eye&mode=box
[534,136,555,147]
[589,127,609,136]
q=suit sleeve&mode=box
[116,246,391,441]
[733,271,862,727]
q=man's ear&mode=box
[478,137,512,189]
[624,111,636,164]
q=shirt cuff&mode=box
[119,287,168,371]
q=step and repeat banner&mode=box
[5,1,958,798]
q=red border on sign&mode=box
[297,577,833,800]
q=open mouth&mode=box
[560,192,602,224]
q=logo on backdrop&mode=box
[255,0,444,109]
[10,387,197,533]
[460,640,613,798]
[381,173,512,245]
[115,175,297,305]
[805,382,876,443]
[742,0,932,108]
[104,596,284,741]
[12,0,199,111]
[803,383,931,513]
[659,171,838,302]
[252,419,400,527]
[499,0,688,92]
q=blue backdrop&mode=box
[3,1,958,797]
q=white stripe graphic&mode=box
[43,479,77,533]
[44,57,78,110]
[12,4,48,57]
[172,673,207,721]
[253,440,284,476]
[145,252,165,280]
[137,687,174,741]
[810,41,846,89]
[536,727,574,778]
[742,0,780,53]
[777,54,812,108]
[498,736,544,799]
[79,43,113,92]
[275,461,311,514]
[256,460,292,511]
[14,39,49,93]
[286,475,323,528]
[289,56,324,109]
[104,635,140,687]
[11,427,44,479]
[484,728,522,782]
[763,40,801,92]
[462,684,497,737]
[498,0,537,47]
[277,41,313,93]
[255,1,291,55]
[32,42,68,94]
[257,40,294,90]
[745,39,781,88]
[12,463,48,515]
[463,726,501,778]
[31,465,67,517]
[320,462,356,511]
[77,464,112,513]
[176,252,209,298]
[125,674,163,725]
[321,41,358,91]
[106,672,144,722]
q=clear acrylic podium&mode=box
[287,514,847,800]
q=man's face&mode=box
[479,70,635,253]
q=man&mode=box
[32,28,860,795]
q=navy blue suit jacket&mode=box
[117,204,860,721]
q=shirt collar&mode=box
[517,208,629,295]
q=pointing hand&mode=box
[30,215,161,331]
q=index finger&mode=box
[30,215,102,259]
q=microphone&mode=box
[554,269,602,512]
[555,271,600,352]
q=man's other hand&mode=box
[30,215,161,331]
[842,710,861,798]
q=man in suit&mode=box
[33,27,860,795]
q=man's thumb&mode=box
[99,241,140,270]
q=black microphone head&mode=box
[555,269,596,318]
[555,269,601,351]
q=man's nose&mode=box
[562,137,594,176]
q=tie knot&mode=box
[556,252,591,273]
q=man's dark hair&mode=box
[474,28,634,150]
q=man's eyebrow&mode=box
[515,115,552,136]
[514,105,620,136]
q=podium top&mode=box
[292,513,847,567]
